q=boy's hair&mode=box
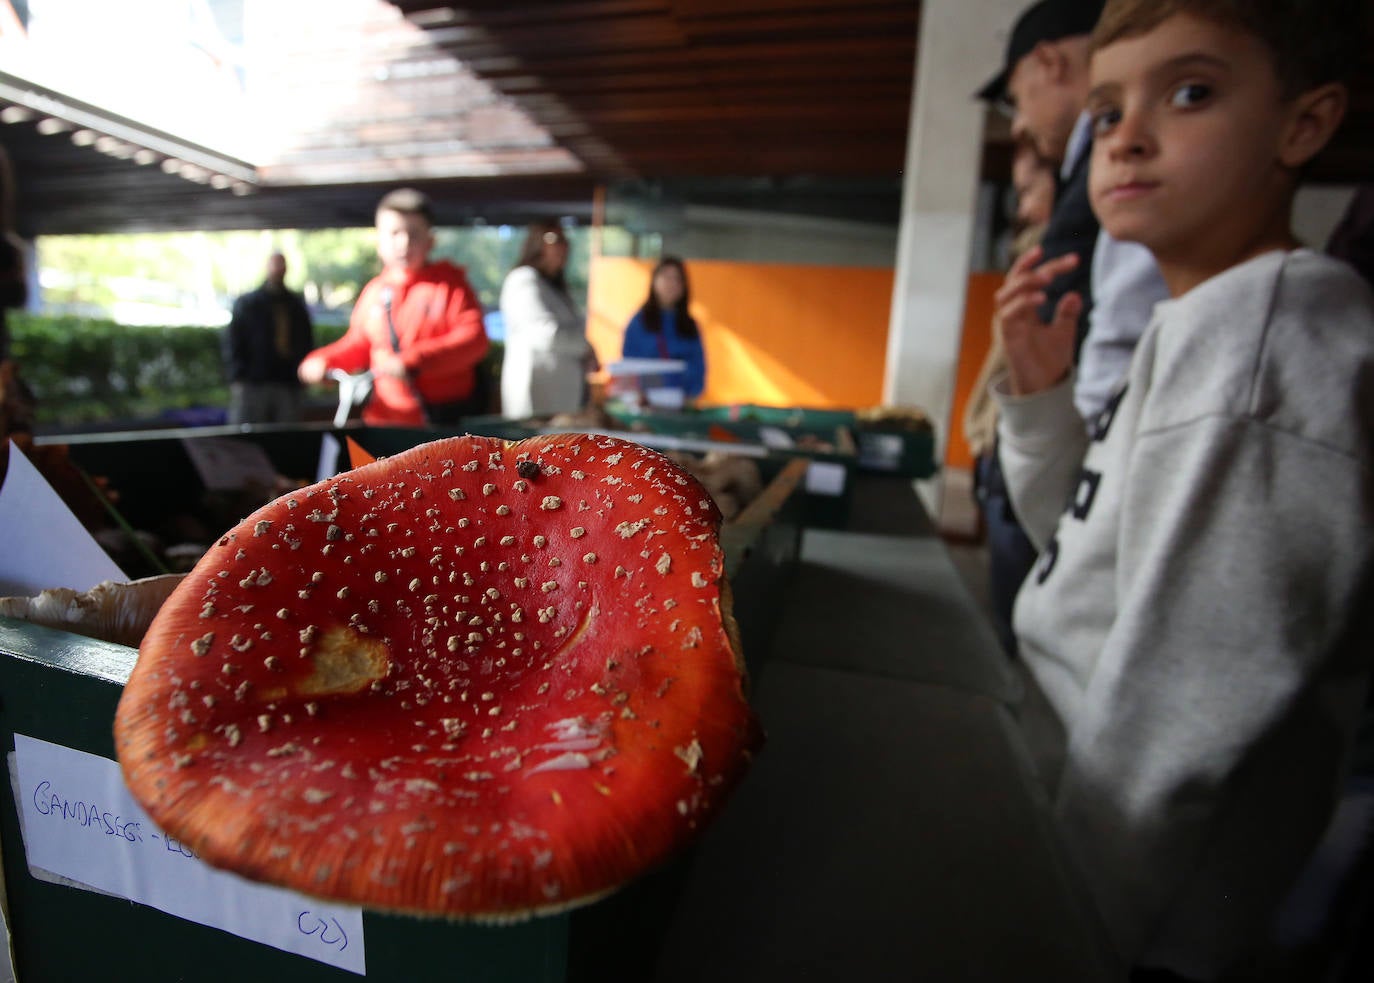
[1092,0,1365,97]
[375,187,434,225]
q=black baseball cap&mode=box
[976,0,1106,104]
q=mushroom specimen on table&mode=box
[114,433,761,921]
[0,574,185,648]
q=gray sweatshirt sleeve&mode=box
[993,373,1089,551]
[1054,413,1373,973]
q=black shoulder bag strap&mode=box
[379,287,431,424]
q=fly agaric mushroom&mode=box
[114,433,761,920]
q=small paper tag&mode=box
[757,427,794,450]
[858,433,905,471]
[805,462,847,497]
[181,437,280,492]
[317,433,343,483]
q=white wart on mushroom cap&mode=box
[114,433,761,919]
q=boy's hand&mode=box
[994,245,1083,396]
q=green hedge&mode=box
[10,314,501,427]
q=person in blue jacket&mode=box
[621,257,706,401]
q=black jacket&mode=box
[0,236,26,362]
[223,282,315,385]
[1037,146,1098,354]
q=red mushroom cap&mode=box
[114,433,761,920]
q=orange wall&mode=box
[588,257,1002,472]
[587,256,893,409]
[944,272,1002,471]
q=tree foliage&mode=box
[8,312,516,428]
[20,222,594,426]
[9,313,345,424]
[37,225,593,325]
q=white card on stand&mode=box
[0,441,126,597]
[316,433,343,484]
[181,436,279,492]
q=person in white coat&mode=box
[498,222,597,419]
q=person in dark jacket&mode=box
[1327,184,1374,291]
[223,251,315,424]
[0,145,26,363]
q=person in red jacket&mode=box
[298,188,489,426]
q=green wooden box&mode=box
[666,404,938,479]
[456,411,856,531]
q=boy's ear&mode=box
[1279,82,1348,169]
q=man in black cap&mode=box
[973,0,1167,659]
[983,0,1166,423]
[973,0,1104,659]
[979,0,1104,345]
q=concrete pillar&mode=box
[884,0,1025,512]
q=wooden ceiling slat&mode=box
[428,1,672,23]
[584,132,906,151]
[427,22,687,58]
[488,61,913,95]
[669,0,878,13]
[499,84,911,114]
[674,7,916,41]
[385,0,919,181]
[461,35,915,78]
[565,103,907,126]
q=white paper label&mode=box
[181,436,281,492]
[859,433,905,471]
[645,387,686,410]
[606,357,688,377]
[757,427,794,450]
[13,735,366,975]
[0,441,127,596]
[317,433,343,484]
[805,461,847,497]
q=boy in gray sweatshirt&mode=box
[991,1,1374,978]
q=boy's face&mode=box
[376,208,434,272]
[1086,13,1295,277]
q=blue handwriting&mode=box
[32,780,142,843]
[297,910,349,951]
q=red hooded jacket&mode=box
[309,260,488,426]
